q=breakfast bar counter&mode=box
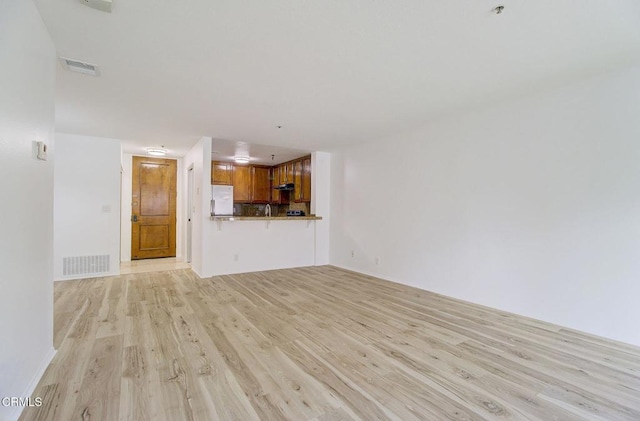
[203,214,325,276]
[210,215,322,221]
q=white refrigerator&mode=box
[211,185,234,216]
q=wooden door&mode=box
[233,165,251,203]
[131,156,177,259]
[301,156,311,202]
[211,161,233,185]
[252,166,271,203]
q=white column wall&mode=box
[0,1,57,420]
[312,151,331,265]
[182,137,211,276]
[54,134,121,280]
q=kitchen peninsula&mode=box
[203,151,329,277]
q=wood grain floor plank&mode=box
[20,266,640,421]
[74,334,123,420]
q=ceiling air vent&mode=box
[60,57,100,76]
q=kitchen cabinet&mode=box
[233,165,251,203]
[271,166,281,204]
[301,156,311,202]
[251,166,271,203]
[279,162,294,184]
[211,161,233,185]
[293,159,303,201]
[276,164,284,184]
[276,163,292,204]
[216,155,310,205]
[292,156,311,203]
[286,162,294,183]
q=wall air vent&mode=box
[60,57,101,76]
[63,255,110,277]
[79,0,112,13]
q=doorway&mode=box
[131,156,177,259]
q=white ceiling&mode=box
[35,0,640,157]
[211,138,309,166]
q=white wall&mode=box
[121,153,185,262]
[204,220,317,276]
[54,134,121,280]
[0,1,57,420]
[330,63,640,347]
[312,152,331,265]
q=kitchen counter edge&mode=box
[210,215,322,221]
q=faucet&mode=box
[265,204,272,217]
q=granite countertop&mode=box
[210,215,322,221]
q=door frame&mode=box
[186,164,194,263]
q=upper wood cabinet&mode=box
[251,166,271,204]
[271,166,281,204]
[211,161,233,185]
[293,159,303,202]
[279,161,294,184]
[275,162,294,204]
[214,155,310,205]
[291,156,311,203]
[301,156,311,202]
[233,165,251,203]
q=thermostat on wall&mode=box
[36,141,47,161]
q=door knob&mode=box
[131,215,138,222]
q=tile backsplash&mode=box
[288,202,309,215]
[234,202,310,216]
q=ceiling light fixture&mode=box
[494,5,504,14]
[146,147,167,156]
[234,156,250,164]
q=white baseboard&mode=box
[55,269,119,282]
[9,347,56,421]
[330,263,397,284]
[190,267,203,278]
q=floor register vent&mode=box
[63,255,110,276]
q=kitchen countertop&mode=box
[210,215,322,221]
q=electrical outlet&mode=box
[375,257,380,265]
[234,254,239,261]
[351,250,355,258]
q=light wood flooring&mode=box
[119,257,190,275]
[21,266,640,420]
